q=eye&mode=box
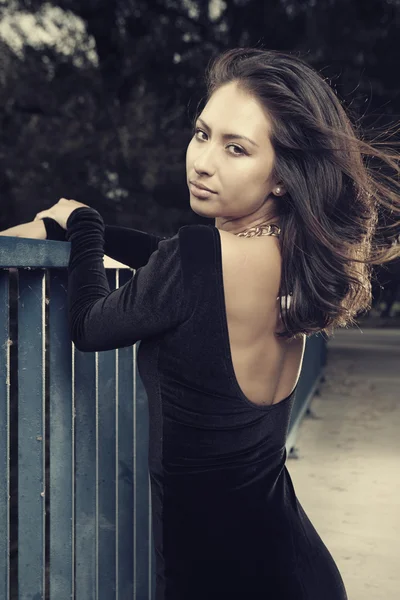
[193,128,246,156]
[227,144,245,156]
[193,127,207,141]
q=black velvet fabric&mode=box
[43,216,167,269]
[44,209,348,600]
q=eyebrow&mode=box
[196,117,259,148]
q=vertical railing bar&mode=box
[115,269,119,600]
[72,344,76,600]
[6,315,10,600]
[95,352,99,600]
[6,282,10,600]
[115,346,119,600]
[18,270,46,598]
[133,343,137,600]
[148,472,152,600]
[49,268,75,598]
[0,271,11,600]
[41,274,46,597]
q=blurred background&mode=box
[0,2,399,599]
[0,0,399,321]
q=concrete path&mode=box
[287,327,400,600]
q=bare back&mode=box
[218,229,305,407]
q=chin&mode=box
[189,197,207,212]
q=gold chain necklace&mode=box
[234,221,281,238]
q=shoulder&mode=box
[177,224,216,268]
[177,224,256,271]
[174,225,281,306]
[177,224,280,271]
[176,224,280,279]
[217,228,281,278]
[220,230,282,304]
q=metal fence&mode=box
[0,236,327,600]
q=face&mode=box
[186,80,285,234]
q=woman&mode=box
[2,48,400,599]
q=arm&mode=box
[65,207,191,352]
[43,217,169,270]
[0,218,169,271]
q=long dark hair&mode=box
[198,48,400,340]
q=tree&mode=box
[0,0,399,236]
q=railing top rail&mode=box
[0,237,130,269]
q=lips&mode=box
[190,181,215,193]
[189,183,214,199]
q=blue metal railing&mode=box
[0,237,154,600]
[0,236,327,600]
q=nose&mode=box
[193,144,216,177]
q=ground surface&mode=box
[287,326,400,600]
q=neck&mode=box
[215,205,280,235]
[235,221,281,238]
[216,217,280,236]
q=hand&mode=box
[0,220,46,238]
[34,198,90,230]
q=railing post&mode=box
[0,270,11,600]
[17,269,46,599]
[48,268,74,598]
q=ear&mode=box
[274,182,286,196]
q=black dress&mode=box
[44,208,348,600]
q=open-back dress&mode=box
[44,207,348,600]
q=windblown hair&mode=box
[200,47,400,340]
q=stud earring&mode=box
[274,187,282,195]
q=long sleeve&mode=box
[64,207,191,352]
[43,217,168,270]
